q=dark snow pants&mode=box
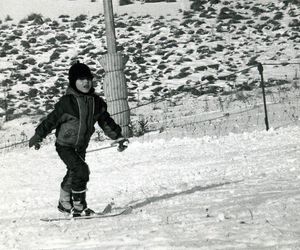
[55,143,90,193]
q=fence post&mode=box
[257,63,269,131]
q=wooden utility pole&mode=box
[103,0,117,53]
[99,0,131,137]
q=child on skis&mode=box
[29,61,128,217]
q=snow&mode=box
[1,125,300,249]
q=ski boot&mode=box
[57,188,73,214]
[71,191,95,217]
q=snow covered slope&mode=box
[1,125,300,249]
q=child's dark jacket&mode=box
[35,87,122,149]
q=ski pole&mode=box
[86,144,117,154]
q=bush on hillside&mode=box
[21,40,30,49]
[16,63,28,70]
[127,46,136,53]
[75,15,88,22]
[22,58,36,65]
[0,24,9,30]
[13,29,23,36]
[49,50,60,61]
[49,20,59,28]
[55,33,69,41]
[14,72,26,82]
[282,0,300,6]
[289,19,300,27]
[46,86,60,97]
[127,26,135,32]
[16,54,26,60]
[116,21,127,28]
[218,7,246,21]
[54,78,65,89]
[120,0,132,5]
[28,37,37,43]
[26,13,44,24]
[260,16,269,21]
[19,18,28,24]
[153,21,167,31]
[45,102,54,111]
[46,37,56,44]
[173,28,185,36]
[7,35,19,41]
[86,25,98,33]
[2,43,12,50]
[273,11,284,20]
[28,88,38,98]
[190,0,208,11]
[59,15,70,19]
[1,79,13,87]
[5,15,13,21]
[251,6,265,16]
[268,20,281,31]
[72,21,85,29]
[9,48,19,55]
[5,108,16,121]
[171,70,192,79]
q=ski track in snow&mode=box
[1,126,300,249]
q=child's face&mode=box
[75,78,92,93]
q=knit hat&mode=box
[68,61,93,89]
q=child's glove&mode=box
[112,137,129,152]
[29,133,42,150]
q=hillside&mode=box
[0,0,299,142]
[1,2,300,248]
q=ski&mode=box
[40,206,132,222]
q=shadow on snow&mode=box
[124,180,243,210]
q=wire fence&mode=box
[130,62,300,139]
[0,61,299,152]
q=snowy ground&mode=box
[1,125,300,249]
